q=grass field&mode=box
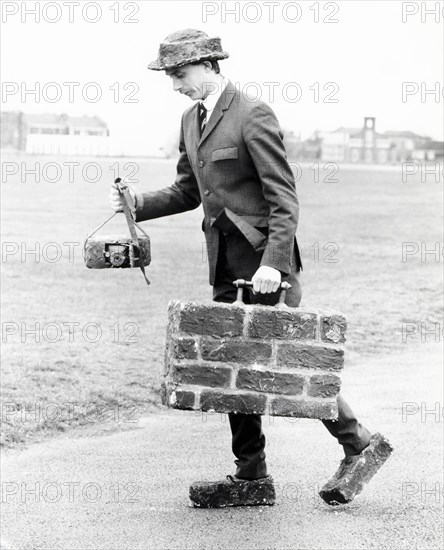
[1,154,442,447]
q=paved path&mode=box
[1,343,443,550]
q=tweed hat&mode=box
[148,29,229,71]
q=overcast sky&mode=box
[2,0,443,155]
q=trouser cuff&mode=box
[235,459,268,480]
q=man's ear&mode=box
[202,61,212,72]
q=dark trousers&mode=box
[213,232,372,480]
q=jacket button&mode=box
[198,160,205,167]
[204,189,210,196]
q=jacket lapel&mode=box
[197,80,236,148]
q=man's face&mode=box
[165,63,213,101]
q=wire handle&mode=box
[232,280,291,308]
[85,212,118,242]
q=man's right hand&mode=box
[109,181,137,212]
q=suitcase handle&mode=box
[232,279,291,309]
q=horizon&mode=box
[1,1,442,155]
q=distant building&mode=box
[1,111,25,150]
[0,111,110,155]
[283,129,322,161]
[412,140,444,162]
[382,130,428,162]
[298,117,443,164]
[320,117,395,163]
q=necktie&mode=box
[198,102,207,136]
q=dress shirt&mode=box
[200,75,228,122]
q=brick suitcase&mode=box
[83,178,151,285]
[83,235,150,270]
[162,281,347,420]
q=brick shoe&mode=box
[319,432,393,505]
[189,475,275,508]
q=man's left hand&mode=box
[252,266,281,294]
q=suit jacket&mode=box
[134,79,302,285]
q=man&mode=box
[110,29,392,507]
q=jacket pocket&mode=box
[212,147,239,161]
[234,213,269,227]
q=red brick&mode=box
[200,391,267,414]
[307,374,341,398]
[247,309,317,340]
[236,368,304,395]
[189,476,276,507]
[276,343,344,371]
[319,433,393,505]
[201,338,272,364]
[170,389,196,410]
[178,303,245,338]
[270,397,338,420]
[167,300,181,330]
[161,382,196,410]
[173,364,232,388]
[321,314,347,344]
[172,337,198,360]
